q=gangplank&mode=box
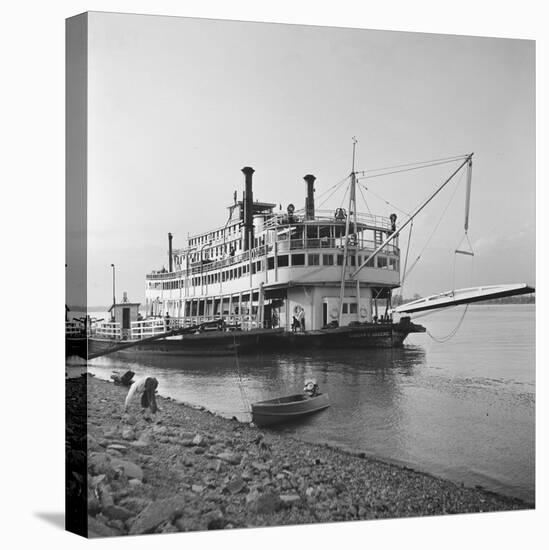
[392,283,534,315]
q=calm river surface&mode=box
[79,304,535,503]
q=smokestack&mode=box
[242,167,255,251]
[168,232,173,272]
[304,174,316,220]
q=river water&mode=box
[77,304,535,503]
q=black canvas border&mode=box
[65,11,88,538]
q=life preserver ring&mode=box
[329,307,338,319]
[360,306,368,319]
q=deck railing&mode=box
[263,210,391,231]
[65,321,85,337]
[147,238,398,282]
[90,314,260,340]
[94,322,122,339]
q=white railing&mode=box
[94,322,122,339]
[263,210,391,230]
[130,317,184,339]
[90,314,261,341]
[65,321,84,337]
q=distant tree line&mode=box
[474,294,535,305]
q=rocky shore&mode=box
[69,376,531,538]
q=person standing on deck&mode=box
[296,306,305,332]
[164,312,171,332]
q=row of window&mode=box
[189,223,240,248]
[149,253,398,290]
[342,303,358,314]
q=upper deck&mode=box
[147,208,398,279]
[146,166,401,292]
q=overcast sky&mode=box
[78,11,535,306]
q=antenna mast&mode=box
[338,137,358,326]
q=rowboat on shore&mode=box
[251,392,330,427]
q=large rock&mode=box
[128,479,142,489]
[110,458,143,481]
[130,440,150,450]
[107,444,128,452]
[246,489,280,514]
[102,504,135,521]
[204,509,227,530]
[217,452,242,466]
[121,428,136,441]
[117,496,150,514]
[129,496,188,535]
[87,434,104,452]
[251,461,271,472]
[192,434,207,447]
[104,427,119,439]
[88,453,113,476]
[280,493,301,507]
[88,515,120,538]
[225,477,246,495]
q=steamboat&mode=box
[68,148,533,359]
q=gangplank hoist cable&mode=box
[334,145,533,329]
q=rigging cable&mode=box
[311,175,350,210]
[402,168,466,282]
[452,232,475,291]
[357,158,468,181]
[356,180,372,216]
[356,153,470,175]
[358,181,410,217]
[339,181,350,211]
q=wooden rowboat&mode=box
[251,393,330,427]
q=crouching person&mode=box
[124,376,159,419]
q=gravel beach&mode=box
[67,375,531,538]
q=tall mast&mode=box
[338,138,358,325]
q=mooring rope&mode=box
[425,304,470,343]
[232,332,251,414]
